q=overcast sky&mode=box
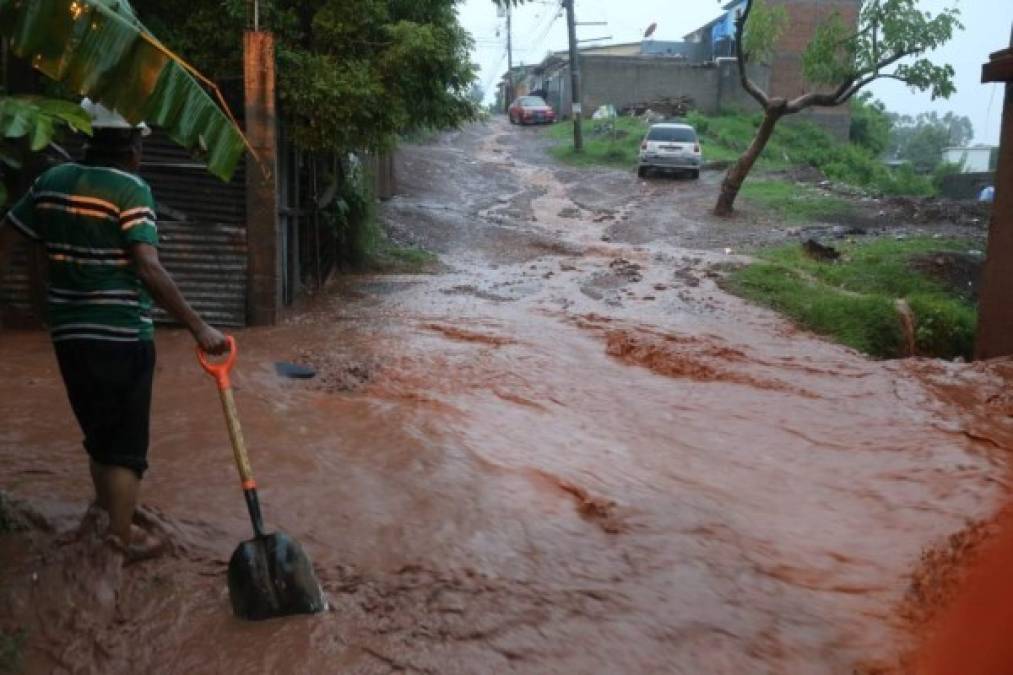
[458,0,1013,145]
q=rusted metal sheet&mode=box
[0,240,41,328]
[143,132,249,327]
[154,221,248,327]
[1,130,250,328]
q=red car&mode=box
[508,96,556,125]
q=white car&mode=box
[638,122,702,179]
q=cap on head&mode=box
[80,98,151,137]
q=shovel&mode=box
[198,336,327,621]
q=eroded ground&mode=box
[1,118,1010,674]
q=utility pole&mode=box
[506,5,514,109]
[564,0,583,152]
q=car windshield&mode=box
[646,127,696,142]
[519,97,547,107]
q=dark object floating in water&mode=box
[274,362,317,379]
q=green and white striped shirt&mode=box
[7,163,159,342]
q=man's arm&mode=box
[130,243,229,354]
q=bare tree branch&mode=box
[785,48,915,112]
[734,0,771,109]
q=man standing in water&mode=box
[0,100,229,558]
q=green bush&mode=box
[0,629,24,673]
[726,238,979,359]
[908,293,977,358]
[693,112,935,196]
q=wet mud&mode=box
[1,118,1011,674]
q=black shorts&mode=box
[54,339,156,478]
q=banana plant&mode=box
[0,0,249,182]
[0,94,93,205]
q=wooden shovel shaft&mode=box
[218,386,255,488]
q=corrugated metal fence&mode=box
[0,132,249,328]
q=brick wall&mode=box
[767,0,861,140]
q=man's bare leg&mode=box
[89,458,139,544]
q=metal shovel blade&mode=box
[227,531,327,621]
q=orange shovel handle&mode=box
[197,335,238,390]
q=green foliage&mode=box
[0,628,25,673]
[908,293,976,360]
[816,0,962,98]
[889,111,974,173]
[326,160,376,269]
[544,117,648,168]
[931,161,963,193]
[740,181,854,223]
[134,0,479,154]
[801,11,854,86]
[726,237,978,359]
[544,110,936,198]
[0,0,248,180]
[691,111,935,196]
[0,95,94,206]
[742,0,788,63]
[0,96,91,152]
[849,92,891,156]
[325,159,435,272]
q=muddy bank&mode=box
[1,119,1010,674]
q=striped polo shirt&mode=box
[6,163,159,342]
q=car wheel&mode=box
[637,166,649,179]
[690,170,700,180]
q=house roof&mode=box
[640,40,691,56]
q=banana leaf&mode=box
[0,0,249,181]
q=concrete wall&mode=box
[938,172,996,201]
[581,57,719,114]
[715,59,768,113]
[576,56,769,116]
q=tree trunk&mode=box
[714,108,784,217]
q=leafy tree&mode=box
[888,111,974,172]
[0,0,250,181]
[713,0,960,216]
[0,96,92,206]
[133,0,479,154]
[849,92,892,157]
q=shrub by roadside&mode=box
[686,111,948,197]
[724,237,979,359]
[540,111,955,198]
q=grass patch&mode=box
[329,165,438,274]
[542,111,935,197]
[364,231,439,273]
[0,629,24,673]
[741,180,855,223]
[686,111,936,196]
[544,117,647,168]
[725,237,978,359]
[544,116,739,169]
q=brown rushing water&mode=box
[1,120,1010,674]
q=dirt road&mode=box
[1,118,1010,674]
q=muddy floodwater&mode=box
[1,119,1011,674]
